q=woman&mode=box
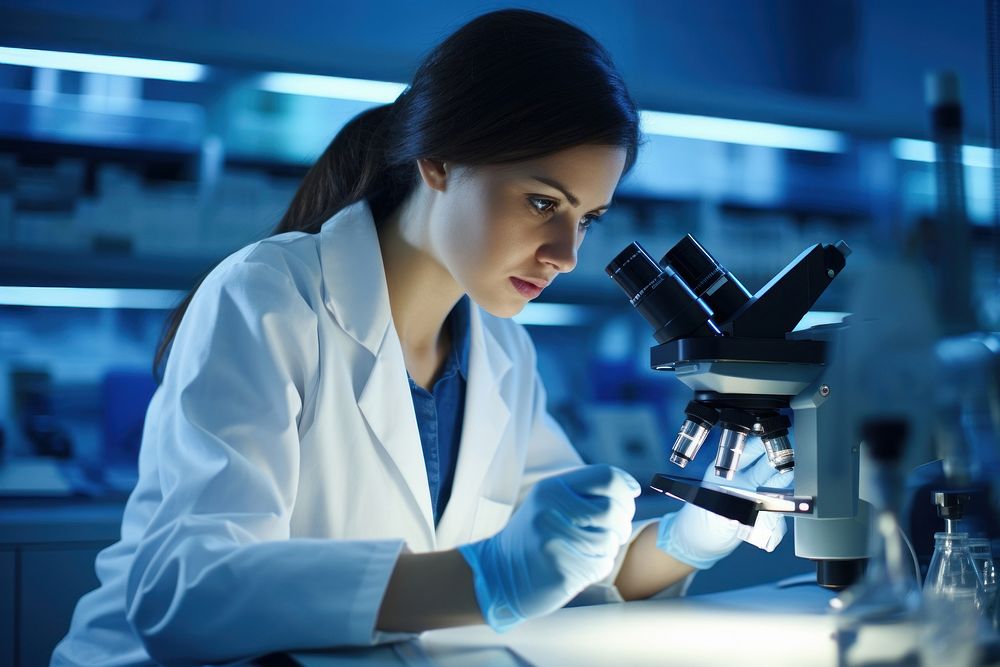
[53,9,788,665]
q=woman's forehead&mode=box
[485,146,626,201]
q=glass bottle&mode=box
[968,537,997,617]
[925,532,980,602]
[919,532,981,666]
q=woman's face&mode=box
[426,144,627,318]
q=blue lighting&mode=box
[891,138,993,169]
[254,74,846,154]
[0,287,185,309]
[513,303,593,327]
[258,72,407,103]
[0,46,206,82]
[640,110,846,153]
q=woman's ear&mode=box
[416,158,448,192]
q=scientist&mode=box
[53,9,789,666]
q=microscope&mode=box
[607,234,871,589]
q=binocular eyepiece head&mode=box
[606,235,752,345]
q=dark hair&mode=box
[154,8,641,379]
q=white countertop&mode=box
[289,577,862,667]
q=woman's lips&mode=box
[510,277,543,299]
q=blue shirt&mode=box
[407,296,470,526]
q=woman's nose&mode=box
[537,221,580,273]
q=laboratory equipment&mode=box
[969,538,997,615]
[609,234,869,589]
[713,408,756,481]
[667,400,719,469]
[933,489,977,535]
[659,233,752,326]
[833,418,921,666]
[919,530,982,666]
[925,531,979,603]
[605,242,721,346]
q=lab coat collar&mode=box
[317,199,392,355]
[320,199,513,548]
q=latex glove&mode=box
[656,436,792,570]
[458,464,640,632]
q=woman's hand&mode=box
[458,464,640,631]
[656,437,793,570]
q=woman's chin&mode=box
[475,295,525,320]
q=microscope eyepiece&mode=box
[669,401,720,468]
[756,413,794,473]
[660,234,752,326]
[606,242,721,344]
[715,408,756,480]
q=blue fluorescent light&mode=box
[513,303,592,327]
[258,72,407,103]
[640,110,846,153]
[891,138,993,169]
[0,286,185,309]
[256,75,845,154]
[0,46,206,82]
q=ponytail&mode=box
[153,103,410,380]
[273,103,399,235]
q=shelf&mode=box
[0,247,217,290]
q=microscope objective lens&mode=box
[715,428,748,480]
[762,435,795,472]
[670,401,720,468]
[669,420,711,467]
[715,409,756,479]
[757,414,794,472]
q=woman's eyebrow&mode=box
[529,175,612,211]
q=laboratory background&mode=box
[0,1,998,666]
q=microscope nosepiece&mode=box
[714,409,755,479]
[757,414,795,473]
[669,401,720,468]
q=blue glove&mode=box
[656,436,792,570]
[458,464,640,632]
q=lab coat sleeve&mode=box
[124,258,410,664]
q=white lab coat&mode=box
[52,200,676,667]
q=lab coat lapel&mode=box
[356,325,435,546]
[319,200,435,546]
[435,306,512,547]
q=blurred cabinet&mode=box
[1,550,14,667]
[1,500,123,666]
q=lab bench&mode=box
[271,579,869,667]
[274,578,997,667]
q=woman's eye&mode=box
[528,196,602,231]
[528,197,557,215]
